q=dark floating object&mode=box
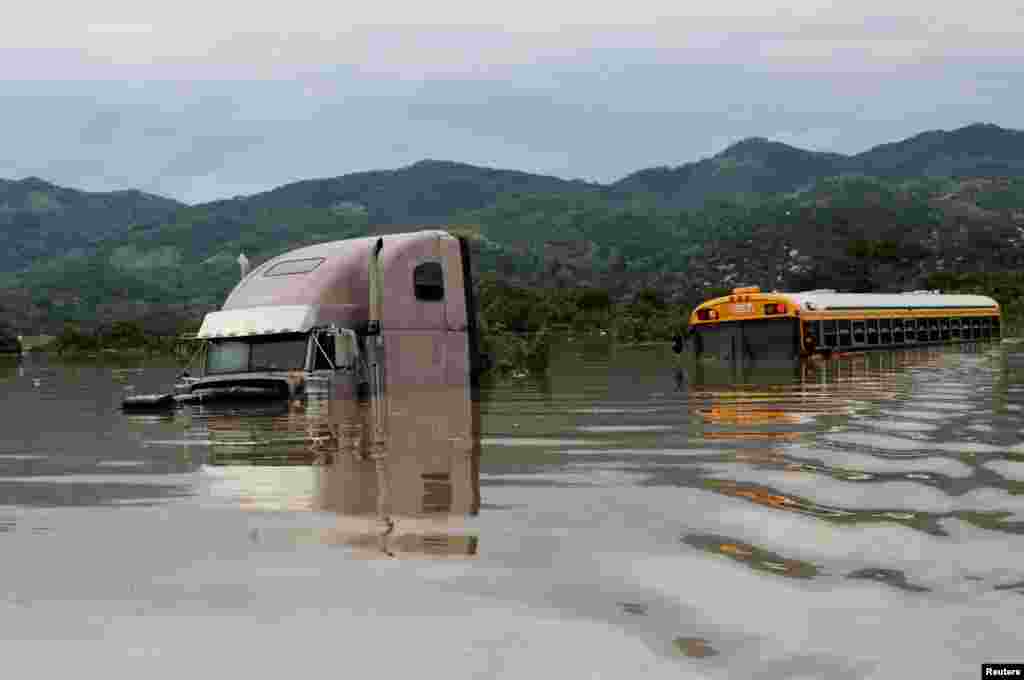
[121,393,175,410]
[618,602,648,616]
[846,567,931,593]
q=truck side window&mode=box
[413,262,444,301]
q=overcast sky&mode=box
[2,1,1022,203]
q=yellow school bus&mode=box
[688,286,1000,361]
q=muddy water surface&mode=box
[1,342,1023,678]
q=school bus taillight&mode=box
[764,303,787,315]
[697,309,719,321]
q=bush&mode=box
[477,282,690,375]
[54,325,100,354]
[101,321,151,349]
[0,321,20,354]
[577,288,612,312]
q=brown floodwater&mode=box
[1,341,1023,678]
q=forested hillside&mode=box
[0,177,183,273]
[611,123,1024,207]
[2,124,1023,334]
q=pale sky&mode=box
[2,1,1022,203]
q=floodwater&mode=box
[2,342,1023,678]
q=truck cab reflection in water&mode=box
[191,384,481,560]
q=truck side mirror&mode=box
[333,329,360,370]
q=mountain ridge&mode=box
[3,123,1024,334]
[611,123,1024,206]
[0,177,185,273]
[4,123,1021,213]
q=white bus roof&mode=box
[783,291,999,311]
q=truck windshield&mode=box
[207,334,308,374]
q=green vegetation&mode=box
[6,188,775,332]
[3,124,1024,366]
[0,320,20,354]
[477,277,691,375]
[974,179,1024,211]
[11,206,372,328]
[0,177,182,274]
[48,321,197,358]
[458,192,760,275]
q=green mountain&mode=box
[611,123,1024,207]
[0,202,376,333]
[854,123,1024,178]
[0,177,184,273]
[241,159,600,225]
[612,138,848,206]
[3,124,1024,334]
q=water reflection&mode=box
[682,533,821,580]
[683,347,1024,538]
[190,384,481,559]
[1,344,1023,675]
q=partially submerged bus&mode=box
[689,286,1000,362]
[180,229,481,403]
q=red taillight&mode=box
[764,303,787,315]
[696,309,719,321]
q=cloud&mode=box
[79,111,124,145]
[0,3,1022,202]
[86,23,154,35]
[2,3,1022,78]
[156,135,266,181]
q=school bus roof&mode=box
[784,291,998,311]
[694,288,998,312]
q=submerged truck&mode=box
[179,230,483,558]
[165,229,482,405]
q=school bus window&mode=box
[837,320,852,347]
[852,320,866,344]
